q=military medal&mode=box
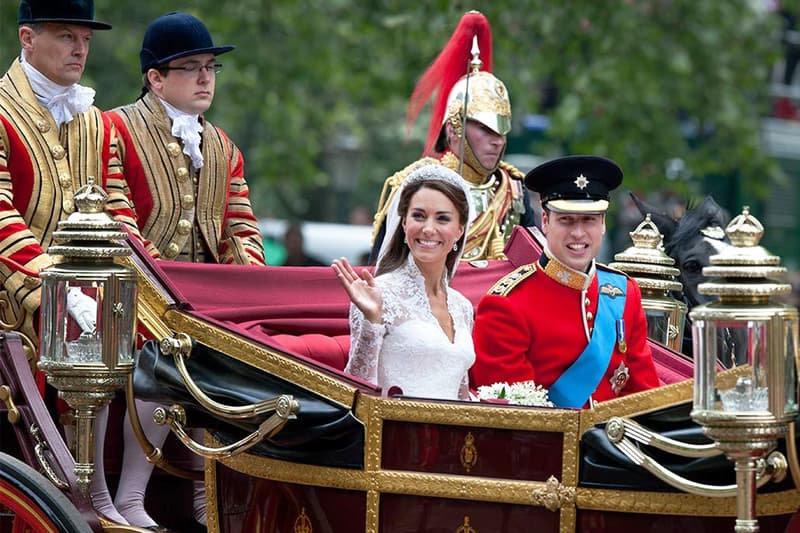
[616,318,627,353]
[610,361,630,395]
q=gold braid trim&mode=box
[370,157,440,245]
[487,262,537,296]
[499,160,525,180]
[463,169,513,261]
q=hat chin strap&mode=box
[460,136,503,185]
[444,116,503,185]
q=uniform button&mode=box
[51,145,66,160]
[59,174,72,189]
[586,311,594,321]
[62,199,74,213]
[36,120,50,133]
[23,276,39,289]
[176,167,189,182]
[585,298,591,307]
[177,219,191,235]
[165,243,180,258]
[166,142,182,158]
[181,194,194,209]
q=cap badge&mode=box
[574,174,589,190]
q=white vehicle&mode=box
[259,218,373,265]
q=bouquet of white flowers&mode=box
[476,380,554,407]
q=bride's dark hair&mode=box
[375,178,469,278]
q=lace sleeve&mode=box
[458,373,472,401]
[343,302,385,384]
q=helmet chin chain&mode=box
[448,115,503,186]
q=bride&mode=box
[332,164,475,400]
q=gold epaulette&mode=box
[487,263,537,296]
[597,262,630,279]
[499,160,524,180]
[370,156,441,244]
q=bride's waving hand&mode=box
[332,258,382,324]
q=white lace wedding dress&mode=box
[344,256,475,400]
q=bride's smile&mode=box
[403,187,464,270]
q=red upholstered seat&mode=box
[270,334,350,371]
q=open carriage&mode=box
[2,220,800,533]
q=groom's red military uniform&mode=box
[470,155,659,408]
[470,252,659,404]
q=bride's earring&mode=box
[404,235,407,244]
[453,241,458,252]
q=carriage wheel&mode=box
[0,452,92,533]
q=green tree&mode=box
[0,0,782,223]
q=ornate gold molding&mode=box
[532,476,577,512]
[372,397,578,431]
[205,447,220,533]
[580,379,694,433]
[366,490,379,533]
[577,487,800,516]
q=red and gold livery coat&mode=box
[108,92,265,266]
[0,59,145,344]
[470,251,660,406]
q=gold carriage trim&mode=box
[532,475,576,512]
[488,263,536,296]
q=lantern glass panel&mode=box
[116,278,137,365]
[38,277,105,364]
[38,277,66,363]
[644,310,672,346]
[64,280,103,363]
[692,320,718,411]
[782,317,798,416]
[716,320,769,413]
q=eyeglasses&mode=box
[162,63,223,75]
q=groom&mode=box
[470,155,659,408]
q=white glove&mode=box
[66,287,97,334]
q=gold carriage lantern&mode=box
[609,214,687,352]
[37,181,138,495]
[689,206,798,533]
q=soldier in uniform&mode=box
[107,12,265,530]
[370,11,536,263]
[471,156,659,408]
[0,0,150,527]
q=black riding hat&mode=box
[18,0,111,30]
[140,12,234,73]
[525,155,623,214]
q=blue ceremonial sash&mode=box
[548,269,627,408]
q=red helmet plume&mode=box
[406,11,494,156]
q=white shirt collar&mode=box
[20,52,95,128]
[160,98,204,170]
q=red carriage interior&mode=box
[132,225,694,391]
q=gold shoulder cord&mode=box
[499,160,524,180]
[487,262,537,296]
